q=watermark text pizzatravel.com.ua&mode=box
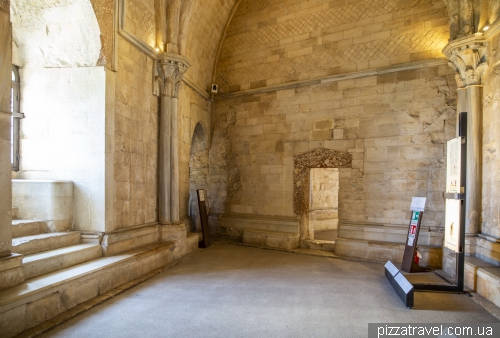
[368,323,500,338]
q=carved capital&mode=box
[154,53,190,98]
[444,38,488,88]
[0,0,9,13]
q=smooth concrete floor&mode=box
[42,243,498,338]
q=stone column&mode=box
[156,53,190,224]
[445,40,488,254]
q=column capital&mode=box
[155,53,190,98]
[443,35,489,88]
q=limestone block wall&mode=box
[178,85,210,226]
[10,0,101,69]
[89,0,114,67]
[184,0,237,90]
[18,67,110,232]
[213,64,457,229]
[113,36,158,230]
[482,34,500,239]
[216,0,449,94]
[0,3,13,256]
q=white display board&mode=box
[446,137,461,193]
[410,197,426,212]
[445,198,461,253]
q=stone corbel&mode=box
[154,53,190,97]
[444,39,489,87]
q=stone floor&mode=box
[41,243,498,338]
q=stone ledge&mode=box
[12,180,74,232]
[476,237,500,264]
[242,229,300,250]
[300,239,336,252]
[219,213,299,234]
[12,232,81,256]
[335,237,442,267]
[477,267,500,308]
[339,221,443,246]
[101,223,159,256]
[0,242,177,338]
[215,58,448,100]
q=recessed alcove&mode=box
[293,148,352,241]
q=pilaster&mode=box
[441,20,500,255]
[156,53,190,224]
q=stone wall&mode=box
[18,67,110,232]
[113,36,158,229]
[89,0,114,67]
[213,64,457,229]
[482,33,500,239]
[178,85,210,226]
[184,0,237,90]
[0,3,13,256]
[10,0,101,68]
[216,0,449,94]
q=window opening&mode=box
[11,66,24,171]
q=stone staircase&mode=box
[0,213,199,337]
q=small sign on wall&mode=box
[410,197,426,212]
[446,137,462,194]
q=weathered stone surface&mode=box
[11,0,101,68]
[12,180,73,232]
[294,148,351,217]
[216,0,449,93]
[0,8,12,258]
[207,110,242,215]
[114,36,158,229]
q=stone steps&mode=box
[0,242,178,338]
[12,232,81,256]
[22,244,102,280]
[12,220,47,238]
[443,252,500,308]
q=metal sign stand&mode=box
[401,209,429,273]
[197,189,211,248]
[385,113,467,306]
[412,112,467,293]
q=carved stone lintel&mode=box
[0,0,9,13]
[444,38,488,88]
[155,53,190,98]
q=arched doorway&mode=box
[188,123,208,232]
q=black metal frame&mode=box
[412,112,467,293]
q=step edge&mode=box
[0,242,173,311]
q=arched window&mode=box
[11,66,23,171]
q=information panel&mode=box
[445,198,461,253]
[446,137,462,193]
[410,197,426,212]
